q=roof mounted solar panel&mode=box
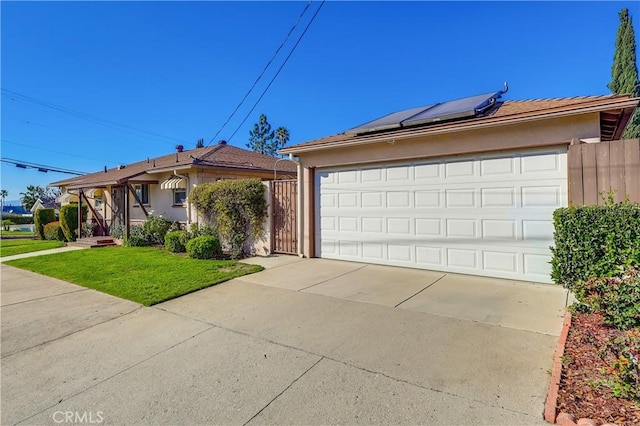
[346,84,508,135]
[400,91,503,127]
[346,104,435,135]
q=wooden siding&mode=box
[270,179,298,254]
[568,139,640,205]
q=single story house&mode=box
[30,198,61,215]
[280,89,639,283]
[50,141,297,237]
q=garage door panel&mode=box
[316,148,567,283]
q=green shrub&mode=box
[2,220,15,230]
[43,221,66,241]
[123,225,149,246]
[186,235,222,259]
[59,204,88,242]
[109,224,125,239]
[551,202,640,288]
[165,230,190,253]
[0,214,34,225]
[34,208,56,240]
[142,215,175,245]
[572,267,640,330]
[190,179,267,259]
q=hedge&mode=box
[551,202,640,289]
[0,214,34,225]
[34,209,56,240]
[44,221,66,241]
[59,204,88,242]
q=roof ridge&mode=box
[504,94,624,103]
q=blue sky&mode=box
[1,1,638,203]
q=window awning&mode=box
[161,177,186,190]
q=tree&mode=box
[247,114,275,155]
[19,185,58,210]
[0,189,7,213]
[273,126,290,156]
[608,8,640,138]
[196,138,204,148]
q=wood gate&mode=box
[270,179,297,254]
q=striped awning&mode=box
[161,177,186,190]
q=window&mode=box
[173,188,186,206]
[133,184,149,206]
[94,194,103,210]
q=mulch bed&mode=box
[557,311,640,425]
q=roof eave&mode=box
[281,97,640,155]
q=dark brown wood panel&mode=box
[568,139,640,206]
[271,179,297,254]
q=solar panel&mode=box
[401,91,502,127]
[346,86,507,135]
[346,105,435,134]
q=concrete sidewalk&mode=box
[0,245,86,262]
[1,256,563,425]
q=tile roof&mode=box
[281,94,639,153]
[51,143,297,188]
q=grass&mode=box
[5,246,264,306]
[1,230,35,237]
[0,239,65,257]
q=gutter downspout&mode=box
[290,153,304,258]
[173,170,191,224]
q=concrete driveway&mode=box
[1,255,568,425]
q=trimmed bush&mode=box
[143,215,175,245]
[186,235,222,259]
[551,202,640,289]
[43,221,66,241]
[124,225,149,247]
[34,208,56,240]
[59,203,88,242]
[572,267,640,330]
[190,179,267,259]
[165,230,190,253]
[0,214,33,225]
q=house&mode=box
[1,204,30,216]
[30,198,61,215]
[50,141,297,237]
[280,89,640,284]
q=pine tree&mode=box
[247,114,275,155]
[608,8,640,138]
[196,138,204,148]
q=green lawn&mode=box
[5,247,264,306]
[0,239,65,257]
[1,230,35,237]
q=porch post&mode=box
[125,185,130,239]
[77,189,83,240]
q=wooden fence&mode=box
[568,138,640,205]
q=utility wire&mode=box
[1,157,87,175]
[1,139,120,165]
[227,0,325,143]
[207,1,313,146]
[1,88,188,145]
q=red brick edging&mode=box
[544,310,572,423]
[543,311,618,426]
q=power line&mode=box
[207,1,314,147]
[1,88,188,146]
[227,0,326,143]
[1,139,120,165]
[1,157,87,175]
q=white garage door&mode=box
[316,148,568,283]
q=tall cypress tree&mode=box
[608,8,640,139]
